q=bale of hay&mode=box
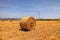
[20,16,36,31]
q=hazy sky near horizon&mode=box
[0,0,60,19]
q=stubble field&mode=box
[0,20,60,40]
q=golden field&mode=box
[0,20,60,40]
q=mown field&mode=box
[0,20,60,40]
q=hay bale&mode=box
[20,16,36,31]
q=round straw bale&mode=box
[20,16,36,31]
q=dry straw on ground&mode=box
[0,18,60,40]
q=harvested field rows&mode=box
[0,20,60,40]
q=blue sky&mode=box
[0,0,60,19]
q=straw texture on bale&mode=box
[47,36,59,40]
[20,16,36,31]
